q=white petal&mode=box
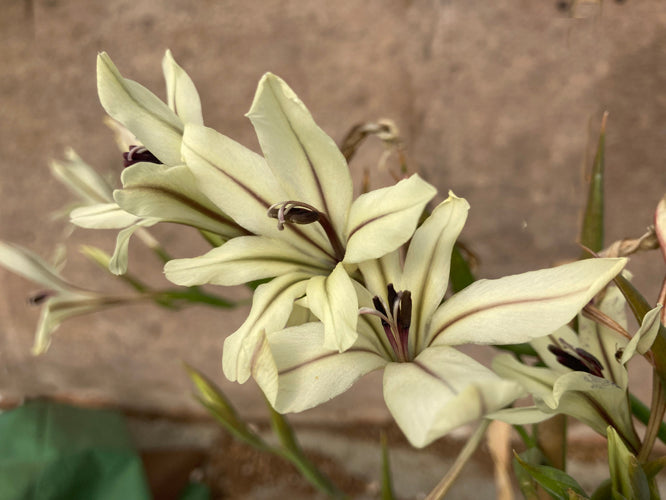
[655,195,666,263]
[344,175,437,264]
[384,346,523,448]
[530,325,579,375]
[306,263,359,351]
[115,163,246,237]
[32,297,96,355]
[109,220,157,275]
[402,193,469,351]
[358,251,402,297]
[260,322,387,413]
[223,273,309,383]
[427,258,627,347]
[182,124,332,259]
[50,148,114,204]
[162,50,203,125]
[70,203,140,229]
[492,353,561,400]
[486,406,554,425]
[546,372,638,446]
[165,236,330,286]
[246,73,353,236]
[0,242,77,292]
[493,354,639,448]
[181,124,283,232]
[621,304,663,363]
[97,53,183,165]
[32,295,138,356]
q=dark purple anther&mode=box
[397,290,412,332]
[547,343,604,377]
[28,290,54,305]
[123,145,162,168]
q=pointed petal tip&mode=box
[245,72,298,119]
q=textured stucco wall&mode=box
[1,0,664,418]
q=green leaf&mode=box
[449,243,475,293]
[580,112,607,256]
[0,400,151,500]
[513,451,589,499]
[380,432,396,500]
[512,448,542,500]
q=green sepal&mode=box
[246,277,273,290]
[513,450,589,499]
[183,364,268,451]
[198,229,226,247]
[607,426,650,500]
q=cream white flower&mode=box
[491,285,662,452]
[238,193,627,447]
[0,242,149,354]
[162,71,437,364]
[75,51,249,274]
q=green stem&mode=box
[513,424,537,449]
[266,403,344,498]
[425,419,490,500]
[638,373,666,463]
[158,287,236,309]
[629,393,666,445]
[380,431,396,500]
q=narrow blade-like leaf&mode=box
[513,451,588,499]
[580,112,607,256]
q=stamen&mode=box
[548,339,604,377]
[371,297,389,327]
[363,285,413,362]
[267,201,320,231]
[267,200,345,261]
[28,290,53,305]
[397,290,412,332]
[123,145,162,168]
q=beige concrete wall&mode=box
[1,0,664,419]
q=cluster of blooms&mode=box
[4,50,653,448]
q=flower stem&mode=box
[629,393,666,444]
[637,371,666,463]
[425,419,490,500]
[266,402,344,498]
[159,287,236,309]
